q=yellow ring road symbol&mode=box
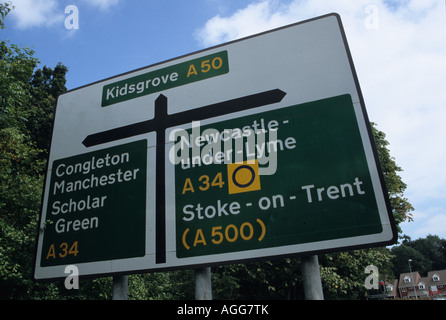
[227,160,261,194]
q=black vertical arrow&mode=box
[82,89,287,264]
[154,95,167,264]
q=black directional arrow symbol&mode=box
[82,89,286,147]
[82,89,287,264]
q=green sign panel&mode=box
[102,50,229,107]
[175,94,382,258]
[40,140,147,267]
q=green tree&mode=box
[320,248,394,300]
[371,123,414,230]
[391,244,428,276]
[0,42,38,130]
[391,235,446,277]
[0,36,44,298]
[0,127,46,298]
[408,235,446,271]
[0,6,70,297]
[28,63,68,160]
[0,2,13,29]
[221,259,302,299]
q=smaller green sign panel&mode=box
[102,51,229,107]
[40,140,147,267]
[174,94,382,258]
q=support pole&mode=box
[112,275,128,300]
[195,267,212,300]
[301,255,324,300]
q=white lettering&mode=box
[55,217,99,233]
[51,195,107,215]
[182,201,241,222]
[301,178,366,203]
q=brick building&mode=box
[390,269,446,299]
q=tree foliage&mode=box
[0,6,69,297]
[0,2,13,29]
[371,123,414,229]
[0,38,44,298]
[391,235,446,277]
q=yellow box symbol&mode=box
[227,160,261,194]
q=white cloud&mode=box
[81,0,121,11]
[195,0,446,239]
[420,213,446,238]
[195,0,289,47]
[401,207,446,239]
[8,0,122,29]
[9,0,64,29]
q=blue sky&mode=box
[3,0,256,88]
[3,0,446,242]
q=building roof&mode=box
[386,279,399,297]
[427,270,446,286]
[398,271,421,289]
[397,270,446,290]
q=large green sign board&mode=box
[40,140,147,267]
[175,95,382,258]
[34,14,396,280]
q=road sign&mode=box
[40,140,147,266]
[174,94,386,259]
[34,13,397,280]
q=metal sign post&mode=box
[112,275,128,300]
[301,255,324,300]
[195,268,212,300]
